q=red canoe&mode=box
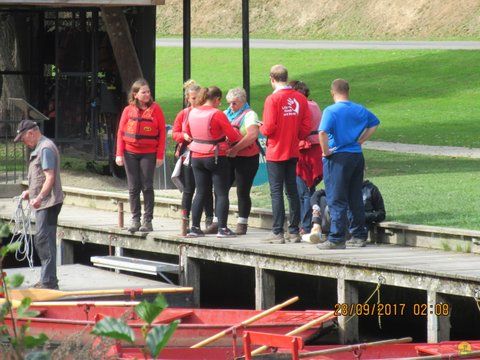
[6,304,335,347]
[111,340,480,359]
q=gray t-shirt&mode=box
[41,147,56,170]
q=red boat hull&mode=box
[6,305,334,347]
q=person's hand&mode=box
[30,195,43,209]
[322,148,333,158]
[21,190,29,200]
[156,159,164,168]
[227,148,238,158]
[115,156,124,166]
[183,133,192,142]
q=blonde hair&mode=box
[128,78,153,108]
[183,79,201,104]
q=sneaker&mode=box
[346,237,367,248]
[139,220,153,232]
[235,223,248,235]
[186,226,205,238]
[217,227,236,238]
[316,241,346,250]
[205,222,219,234]
[33,281,59,290]
[262,232,285,244]
[286,233,302,243]
[302,232,325,244]
[127,220,141,232]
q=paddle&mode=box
[9,286,193,302]
[190,296,299,349]
[250,310,336,356]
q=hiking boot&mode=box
[235,223,248,235]
[316,241,346,250]
[180,217,189,236]
[33,281,59,290]
[205,222,219,234]
[186,226,205,238]
[286,233,302,243]
[128,220,141,232]
[217,227,236,238]
[346,237,367,248]
[139,220,153,232]
[205,216,214,229]
[262,232,285,244]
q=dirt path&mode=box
[363,141,480,158]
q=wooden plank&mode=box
[1,0,164,5]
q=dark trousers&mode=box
[182,163,214,219]
[296,176,315,233]
[35,203,62,286]
[191,156,231,228]
[267,159,301,235]
[229,154,259,219]
[323,152,367,243]
[124,151,156,222]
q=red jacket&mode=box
[172,107,191,144]
[116,102,166,160]
[260,88,312,161]
[185,105,241,159]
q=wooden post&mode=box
[337,279,359,344]
[255,267,275,310]
[101,7,143,92]
[59,239,74,265]
[180,250,200,307]
[427,291,451,343]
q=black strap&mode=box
[310,130,319,135]
[192,137,226,145]
[123,132,158,140]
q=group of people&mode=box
[113,65,384,247]
[13,64,384,290]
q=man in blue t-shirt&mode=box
[317,79,379,249]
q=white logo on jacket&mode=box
[282,98,300,116]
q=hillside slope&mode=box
[157,0,480,40]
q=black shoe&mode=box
[186,226,205,238]
[217,227,236,238]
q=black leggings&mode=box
[182,162,214,218]
[229,154,259,219]
[191,156,231,228]
[123,151,156,221]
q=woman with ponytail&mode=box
[172,80,214,236]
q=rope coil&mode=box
[9,196,35,269]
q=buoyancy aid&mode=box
[230,109,260,157]
[306,101,321,145]
[122,105,159,146]
[188,107,228,157]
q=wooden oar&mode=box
[190,296,299,349]
[1,299,140,309]
[392,350,480,360]
[245,336,412,360]
[9,286,193,302]
[250,310,336,356]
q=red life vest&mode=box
[231,109,260,157]
[122,105,159,146]
[188,107,228,155]
[306,100,322,145]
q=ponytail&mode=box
[194,86,222,106]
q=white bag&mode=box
[171,157,184,192]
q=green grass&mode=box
[248,149,480,230]
[156,48,480,147]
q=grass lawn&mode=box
[156,48,480,147]
[248,149,480,230]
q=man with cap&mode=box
[14,120,64,289]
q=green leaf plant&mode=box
[91,294,178,359]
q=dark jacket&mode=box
[362,180,386,225]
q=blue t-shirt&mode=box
[319,101,380,153]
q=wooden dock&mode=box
[1,197,479,344]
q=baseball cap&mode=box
[14,120,38,143]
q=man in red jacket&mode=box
[260,65,312,243]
